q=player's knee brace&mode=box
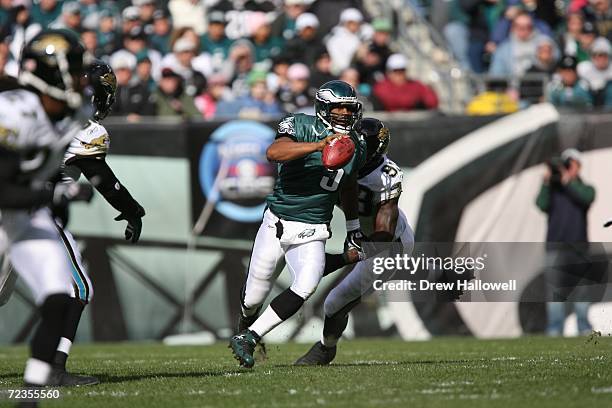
[270,288,304,320]
[31,293,71,362]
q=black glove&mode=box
[345,228,367,261]
[114,204,145,243]
[605,219,612,228]
[49,182,94,206]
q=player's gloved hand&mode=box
[114,204,145,243]
[48,182,94,206]
[344,222,367,261]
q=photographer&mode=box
[536,148,596,336]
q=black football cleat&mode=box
[294,341,337,366]
[47,368,99,387]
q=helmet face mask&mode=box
[357,117,390,164]
[315,80,362,134]
[19,29,89,112]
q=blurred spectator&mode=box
[354,18,394,85]
[579,0,612,42]
[136,54,156,92]
[50,1,82,32]
[168,0,205,34]
[150,9,172,55]
[30,0,62,27]
[248,12,283,64]
[457,0,506,73]
[117,26,162,78]
[309,47,337,88]
[271,0,312,41]
[110,51,156,119]
[78,0,108,30]
[161,36,206,97]
[444,0,472,70]
[120,6,142,41]
[195,73,232,119]
[547,56,593,108]
[577,37,612,105]
[5,4,40,64]
[153,67,200,118]
[308,0,364,36]
[489,0,554,45]
[0,39,18,77]
[283,12,323,66]
[489,12,545,77]
[266,55,291,94]
[339,67,375,112]
[97,9,119,57]
[81,28,100,59]
[277,62,313,113]
[373,53,439,111]
[326,8,371,74]
[559,12,586,61]
[200,10,233,59]
[134,0,156,35]
[216,69,282,118]
[226,40,256,97]
[526,36,559,75]
[576,21,599,62]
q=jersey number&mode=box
[320,169,344,191]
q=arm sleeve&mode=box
[71,157,144,218]
[535,183,551,213]
[564,179,595,209]
[0,147,51,209]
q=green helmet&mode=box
[315,80,362,134]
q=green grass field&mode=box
[1,336,611,407]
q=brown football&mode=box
[322,136,355,170]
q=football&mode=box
[322,135,355,170]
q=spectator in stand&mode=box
[267,55,291,95]
[134,0,156,35]
[200,10,233,60]
[271,0,313,41]
[136,54,156,92]
[30,0,62,27]
[5,4,40,64]
[153,67,200,118]
[168,0,205,34]
[116,26,162,79]
[278,62,313,113]
[120,6,142,42]
[78,0,108,30]
[50,1,82,33]
[109,51,157,119]
[489,0,554,46]
[150,9,172,55]
[577,21,599,62]
[326,8,371,74]
[216,69,282,118]
[354,18,394,86]
[195,73,233,119]
[310,47,337,88]
[489,12,544,77]
[339,67,375,112]
[81,28,100,58]
[577,36,612,105]
[248,11,283,64]
[161,36,206,97]
[93,10,117,56]
[579,0,612,42]
[547,55,593,108]
[527,36,560,75]
[226,40,256,98]
[559,12,586,61]
[0,39,18,77]
[283,12,323,66]
[373,53,439,112]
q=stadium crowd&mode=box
[2,0,612,116]
[0,0,441,120]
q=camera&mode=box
[546,156,570,185]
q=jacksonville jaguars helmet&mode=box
[315,80,362,134]
[87,60,117,121]
[19,29,89,110]
[357,117,390,163]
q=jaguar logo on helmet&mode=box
[315,80,363,134]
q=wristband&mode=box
[346,218,360,232]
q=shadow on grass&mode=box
[97,369,252,384]
[273,359,476,368]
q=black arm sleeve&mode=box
[0,147,52,209]
[71,156,144,218]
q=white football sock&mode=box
[57,337,72,355]
[24,358,52,385]
[248,306,283,338]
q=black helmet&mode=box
[357,117,390,163]
[19,29,89,110]
[86,60,117,121]
[315,80,362,134]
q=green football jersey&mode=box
[266,114,367,224]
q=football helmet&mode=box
[86,60,117,121]
[18,29,89,110]
[315,80,362,134]
[357,117,390,163]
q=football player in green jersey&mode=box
[229,80,368,368]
